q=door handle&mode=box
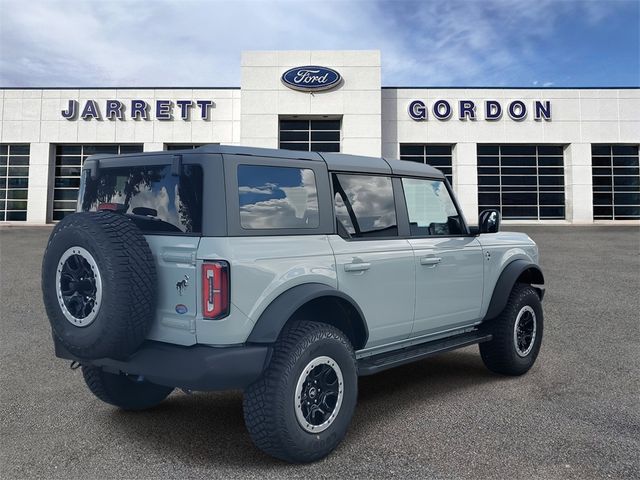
[344,262,371,272]
[420,256,442,266]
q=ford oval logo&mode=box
[281,66,342,92]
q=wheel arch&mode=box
[247,283,369,350]
[483,260,544,321]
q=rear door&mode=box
[79,155,204,345]
[329,173,415,347]
[400,177,484,336]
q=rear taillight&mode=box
[202,261,230,319]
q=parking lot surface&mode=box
[1,225,639,479]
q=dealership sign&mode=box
[61,99,214,120]
[408,99,552,121]
[281,66,342,92]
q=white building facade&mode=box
[1,50,638,225]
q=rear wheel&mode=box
[243,321,357,463]
[480,284,543,376]
[82,365,173,411]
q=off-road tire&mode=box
[243,321,358,463]
[82,365,173,411]
[480,284,543,376]
[42,211,156,360]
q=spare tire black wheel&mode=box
[42,211,157,360]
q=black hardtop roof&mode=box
[85,144,445,179]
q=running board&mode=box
[357,331,492,376]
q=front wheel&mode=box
[243,321,358,463]
[479,284,544,376]
[82,365,173,411]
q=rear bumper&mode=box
[54,338,271,391]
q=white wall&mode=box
[241,50,382,156]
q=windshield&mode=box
[79,164,203,234]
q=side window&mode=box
[333,173,398,238]
[402,178,465,236]
[238,165,319,229]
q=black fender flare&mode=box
[483,260,545,320]
[247,283,368,345]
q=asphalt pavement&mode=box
[1,225,639,479]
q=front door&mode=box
[400,177,484,336]
[330,173,415,347]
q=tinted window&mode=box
[402,178,465,236]
[81,164,203,233]
[238,165,319,229]
[333,174,398,238]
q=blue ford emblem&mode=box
[175,304,188,315]
[281,66,342,92]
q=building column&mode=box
[565,143,593,224]
[26,143,54,224]
[143,143,165,152]
[453,142,478,224]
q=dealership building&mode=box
[1,50,638,225]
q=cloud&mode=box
[0,0,636,87]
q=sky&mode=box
[0,0,638,88]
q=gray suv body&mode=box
[42,145,545,463]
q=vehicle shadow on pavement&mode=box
[106,348,501,468]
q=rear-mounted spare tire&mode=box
[42,211,157,360]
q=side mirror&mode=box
[478,209,501,234]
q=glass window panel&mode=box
[0,145,7,155]
[311,120,340,130]
[591,145,611,156]
[539,193,566,205]
[502,175,537,186]
[614,193,640,205]
[613,167,640,176]
[501,157,536,167]
[6,211,26,221]
[479,193,500,205]
[612,145,638,156]
[426,156,452,166]
[237,165,319,230]
[613,176,640,187]
[539,156,565,167]
[400,145,424,156]
[0,155,7,166]
[53,210,72,221]
[593,193,613,205]
[614,206,640,217]
[501,206,538,218]
[7,167,29,177]
[478,167,499,175]
[539,176,564,186]
[56,145,82,155]
[502,167,536,175]
[280,131,309,142]
[540,206,565,218]
[54,189,79,201]
[56,156,82,166]
[502,192,537,205]
[538,168,564,175]
[6,200,27,210]
[53,201,76,210]
[500,145,536,156]
[477,145,498,156]
[0,190,5,199]
[425,145,452,156]
[280,142,310,151]
[118,145,144,154]
[537,145,563,155]
[593,206,613,218]
[478,175,500,186]
[83,145,119,155]
[478,156,499,166]
[7,178,28,189]
[56,166,82,177]
[592,157,612,167]
[613,156,639,167]
[333,174,397,238]
[311,131,340,142]
[8,156,29,166]
[9,145,30,155]
[55,178,81,188]
[593,176,613,187]
[311,143,340,152]
[592,167,612,176]
[402,178,464,236]
[279,120,309,130]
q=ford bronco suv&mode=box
[42,145,544,463]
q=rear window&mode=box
[80,164,203,234]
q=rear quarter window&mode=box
[80,164,203,234]
[237,165,319,229]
